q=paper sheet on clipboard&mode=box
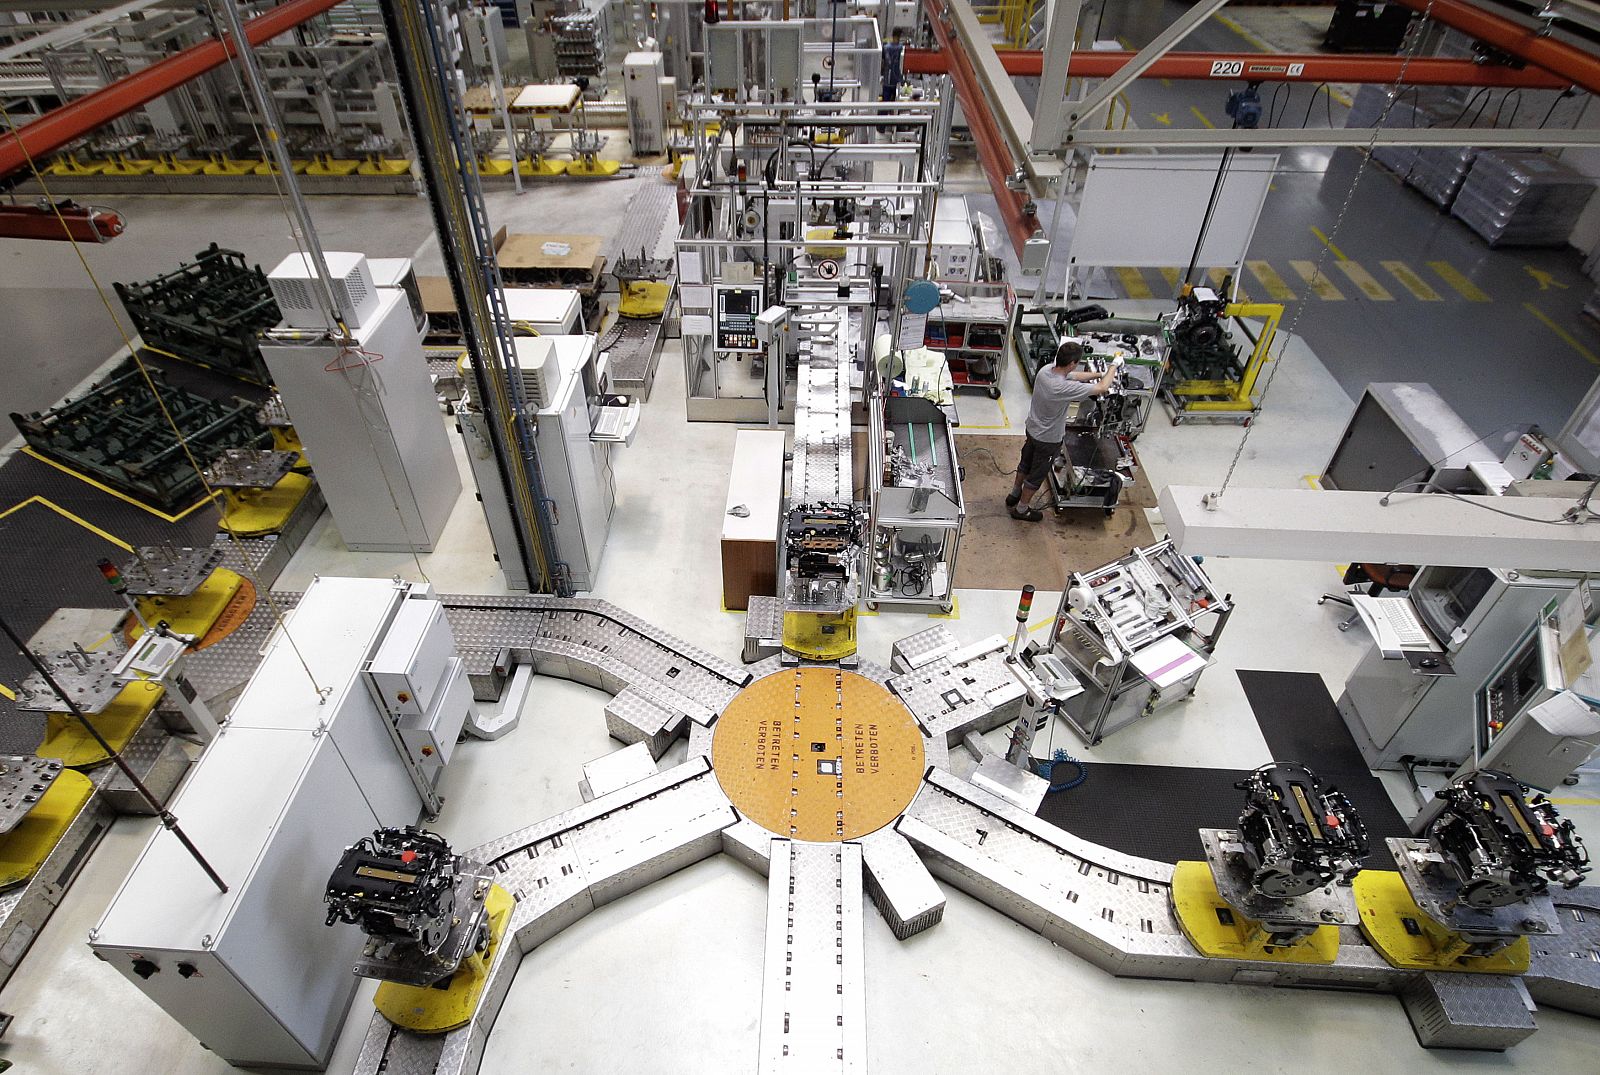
[1130,635,1207,688]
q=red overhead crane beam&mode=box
[1389,0,1600,97]
[903,47,1568,88]
[921,0,1034,257]
[0,0,346,181]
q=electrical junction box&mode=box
[365,596,454,719]
[624,51,666,155]
[267,250,379,330]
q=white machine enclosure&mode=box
[267,250,380,330]
[624,51,666,155]
[1340,569,1600,770]
[457,334,616,592]
[535,335,614,591]
[261,287,462,552]
[91,728,379,1068]
[1478,691,1600,791]
[90,578,440,1068]
[504,287,581,335]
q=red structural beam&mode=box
[0,0,346,181]
[1390,0,1600,97]
[904,47,1568,88]
[922,0,1034,257]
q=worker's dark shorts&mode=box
[1016,435,1060,488]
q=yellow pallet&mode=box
[375,884,515,1033]
[1352,870,1530,973]
[35,679,165,769]
[567,158,621,178]
[359,158,412,176]
[0,769,96,889]
[619,280,670,320]
[217,472,312,537]
[131,567,244,641]
[782,608,857,662]
[1171,860,1340,964]
[517,158,566,177]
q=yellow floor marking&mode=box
[0,495,133,552]
[1215,13,1272,51]
[1333,261,1394,301]
[1330,88,1354,107]
[1247,260,1297,301]
[1152,112,1172,126]
[1158,266,1183,291]
[929,595,960,619]
[1189,106,1216,129]
[20,448,215,522]
[1160,78,1172,88]
[1550,797,1600,806]
[1302,474,1325,490]
[1380,261,1442,301]
[0,683,12,701]
[1524,302,1600,367]
[1524,264,1570,291]
[1427,260,1491,302]
[1290,260,1345,300]
[1309,225,1347,261]
[1115,266,1154,299]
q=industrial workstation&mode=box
[4,0,1600,1071]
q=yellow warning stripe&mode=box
[1381,261,1442,302]
[1158,266,1183,291]
[0,495,133,551]
[1309,226,1348,262]
[1189,106,1216,130]
[1428,260,1491,302]
[1290,260,1345,301]
[1334,261,1394,301]
[1114,266,1153,299]
[1524,302,1600,367]
[1247,260,1297,302]
[21,447,215,522]
[0,682,13,701]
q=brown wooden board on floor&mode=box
[953,434,1156,591]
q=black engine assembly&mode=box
[324,826,486,986]
[1427,770,1589,909]
[1234,763,1369,899]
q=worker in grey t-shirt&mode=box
[1007,340,1120,521]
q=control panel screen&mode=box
[716,285,763,352]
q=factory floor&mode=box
[2,175,1600,1072]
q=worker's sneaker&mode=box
[1009,506,1043,522]
[1004,491,1021,508]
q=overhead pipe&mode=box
[0,0,347,181]
[903,47,1567,88]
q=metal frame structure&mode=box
[674,97,947,423]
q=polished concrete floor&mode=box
[3,9,1600,1072]
[3,191,1600,1073]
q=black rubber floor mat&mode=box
[1037,763,1252,864]
[1034,670,1410,870]
[1236,668,1409,870]
[1238,668,1372,776]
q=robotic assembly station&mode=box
[9,0,1600,1072]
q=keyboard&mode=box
[1377,600,1430,649]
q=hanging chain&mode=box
[1209,0,1438,503]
